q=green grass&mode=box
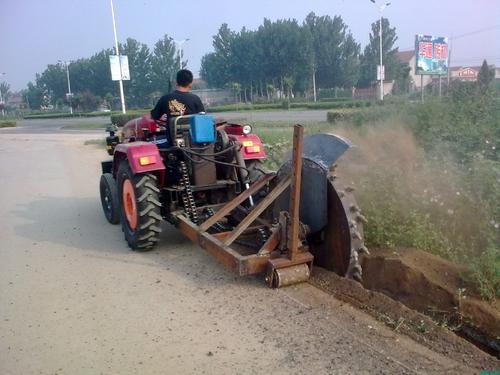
[0,120,16,128]
[253,96,499,301]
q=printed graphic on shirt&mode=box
[168,99,186,116]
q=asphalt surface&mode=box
[0,119,478,374]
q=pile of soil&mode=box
[360,248,499,356]
[310,264,499,370]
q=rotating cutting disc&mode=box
[308,174,366,281]
[272,133,367,281]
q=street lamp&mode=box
[58,60,73,114]
[0,72,6,117]
[370,0,391,101]
[109,0,126,114]
[174,39,190,71]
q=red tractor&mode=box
[99,114,367,287]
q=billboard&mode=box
[415,35,448,76]
[109,55,130,81]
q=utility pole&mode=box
[370,0,391,101]
[109,0,126,114]
[0,72,6,117]
[174,39,190,71]
[312,66,317,102]
[58,60,73,114]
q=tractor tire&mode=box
[246,159,270,203]
[99,173,120,225]
[246,159,269,185]
[117,161,162,251]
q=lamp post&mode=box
[370,0,391,101]
[109,0,126,114]
[58,60,73,114]
[174,39,190,71]
[0,72,5,117]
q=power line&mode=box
[399,24,500,51]
[451,24,500,40]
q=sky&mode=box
[1,0,499,91]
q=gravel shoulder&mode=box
[0,132,491,374]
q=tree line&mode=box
[201,12,410,100]
[22,12,410,111]
[24,35,183,111]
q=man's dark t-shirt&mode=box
[151,90,205,121]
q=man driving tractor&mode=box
[151,69,205,122]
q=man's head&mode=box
[176,69,194,91]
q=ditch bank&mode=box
[310,248,500,370]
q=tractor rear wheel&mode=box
[117,161,162,251]
[99,173,120,224]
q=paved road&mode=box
[0,117,109,135]
[0,126,475,374]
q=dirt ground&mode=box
[0,126,498,374]
[361,248,499,353]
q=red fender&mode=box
[228,134,267,160]
[113,142,165,185]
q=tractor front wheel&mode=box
[117,161,162,251]
[99,173,120,225]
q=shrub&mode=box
[110,111,148,126]
[23,111,112,120]
[0,120,16,128]
[207,103,282,113]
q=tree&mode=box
[392,62,411,95]
[36,63,67,102]
[0,81,11,104]
[201,24,236,88]
[358,18,398,88]
[477,59,495,94]
[73,90,100,112]
[24,82,43,110]
[150,35,177,94]
[120,38,153,107]
[256,18,312,97]
[340,33,361,88]
[305,12,358,89]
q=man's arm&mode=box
[151,96,166,120]
[196,96,205,113]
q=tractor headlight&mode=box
[242,125,252,135]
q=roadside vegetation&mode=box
[252,79,499,301]
[0,120,16,128]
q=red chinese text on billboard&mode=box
[419,42,433,58]
[434,43,447,59]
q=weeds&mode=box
[250,89,499,300]
[0,120,16,128]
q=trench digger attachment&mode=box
[176,125,367,287]
[273,133,368,282]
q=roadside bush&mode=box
[0,120,16,128]
[207,103,282,113]
[23,111,111,120]
[207,99,378,113]
[330,92,499,299]
[110,111,148,126]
